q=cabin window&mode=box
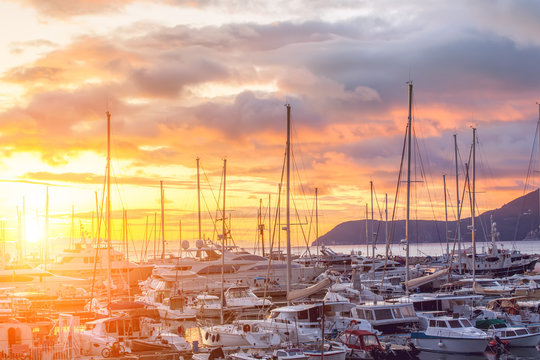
[435,321,447,328]
[374,309,393,320]
[392,308,403,319]
[364,310,374,321]
[459,319,472,327]
[448,320,462,328]
[298,310,308,320]
[363,335,379,347]
[402,305,416,317]
[355,309,365,319]
[348,334,360,346]
[515,329,527,336]
[106,321,117,333]
[338,333,348,344]
[429,320,436,327]
[277,351,286,357]
[505,331,516,337]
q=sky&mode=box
[1,0,540,258]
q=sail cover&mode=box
[287,277,333,301]
[405,268,449,290]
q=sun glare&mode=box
[25,223,43,244]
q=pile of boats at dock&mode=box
[0,239,539,359]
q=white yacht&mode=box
[40,242,153,289]
[225,285,272,314]
[150,240,324,292]
[410,316,489,354]
[350,301,419,334]
[0,262,87,296]
[239,302,374,345]
[201,322,281,348]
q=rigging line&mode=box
[290,149,314,253]
[412,128,444,252]
[447,145,472,282]
[290,114,313,214]
[512,120,540,242]
[90,165,108,309]
[381,123,408,289]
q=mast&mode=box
[221,158,227,324]
[315,188,319,257]
[537,103,540,231]
[385,193,388,252]
[197,158,202,241]
[286,104,292,296]
[405,81,413,294]
[443,174,449,261]
[471,128,477,282]
[454,134,462,274]
[160,180,165,259]
[259,199,265,256]
[365,204,368,256]
[370,181,375,263]
[106,111,112,308]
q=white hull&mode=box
[505,333,540,347]
[412,336,488,354]
[304,350,346,360]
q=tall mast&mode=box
[45,187,49,267]
[405,81,413,294]
[259,199,265,256]
[370,181,375,262]
[106,111,112,308]
[471,128,477,282]
[443,174,449,260]
[160,180,165,259]
[285,104,292,296]
[454,134,462,274]
[385,193,388,252]
[537,103,540,230]
[197,158,202,241]
[315,188,319,257]
[221,158,227,324]
[365,204,368,256]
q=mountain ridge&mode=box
[313,189,540,247]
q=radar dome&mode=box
[181,240,190,250]
[196,239,204,249]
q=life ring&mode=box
[205,332,209,340]
[350,320,357,327]
[243,324,251,333]
[508,307,517,315]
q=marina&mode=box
[1,3,540,360]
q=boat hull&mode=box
[303,349,346,360]
[411,333,488,354]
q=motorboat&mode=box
[350,301,419,334]
[131,332,191,353]
[0,261,87,297]
[149,240,324,292]
[239,302,374,345]
[200,322,281,348]
[225,285,272,314]
[410,316,489,354]
[336,329,420,360]
[39,242,153,289]
[476,319,540,347]
[229,348,309,360]
[455,221,538,277]
[302,341,347,360]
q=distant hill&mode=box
[313,189,540,247]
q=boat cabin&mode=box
[337,329,382,351]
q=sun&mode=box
[25,223,43,244]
